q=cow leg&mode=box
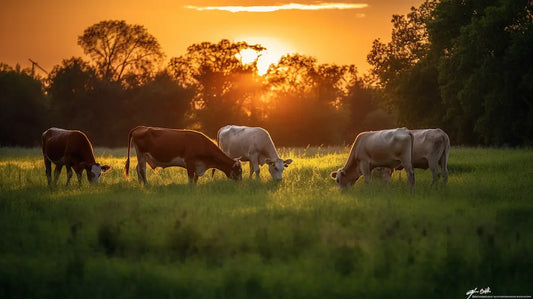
[360,162,372,184]
[248,161,256,178]
[251,159,260,179]
[76,170,83,185]
[186,166,198,184]
[136,156,148,184]
[440,155,449,185]
[66,166,73,186]
[442,165,449,185]
[428,159,440,185]
[53,164,63,185]
[405,164,415,187]
[44,158,52,186]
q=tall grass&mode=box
[0,147,532,298]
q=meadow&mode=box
[0,146,532,298]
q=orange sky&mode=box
[0,0,423,76]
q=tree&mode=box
[436,0,533,145]
[168,39,265,135]
[367,0,442,129]
[47,57,98,129]
[78,20,164,85]
[264,54,358,145]
[0,66,48,146]
[125,72,194,130]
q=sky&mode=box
[0,0,423,76]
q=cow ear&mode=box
[283,159,293,167]
[330,171,337,179]
[101,165,111,173]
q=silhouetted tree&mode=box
[0,66,48,146]
[47,57,98,129]
[168,39,265,135]
[78,20,164,85]
[264,54,359,145]
[125,71,194,130]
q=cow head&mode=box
[228,159,242,181]
[87,163,111,184]
[330,168,359,190]
[266,158,293,180]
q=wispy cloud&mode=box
[185,2,368,13]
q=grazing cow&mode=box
[216,125,293,180]
[42,128,111,186]
[398,129,450,184]
[124,126,242,184]
[330,128,415,189]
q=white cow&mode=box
[331,128,415,189]
[217,125,293,180]
[404,128,450,184]
[365,129,450,185]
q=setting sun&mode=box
[237,37,294,75]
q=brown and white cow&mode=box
[330,128,415,189]
[124,126,242,184]
[216,125,293,180]
[42,128,111,186]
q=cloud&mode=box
[185,2,368,13]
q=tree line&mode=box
[368,0,533,146]
[1,0,532,147]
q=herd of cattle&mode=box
[42,125,450,189]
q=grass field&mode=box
[0,146,532,298]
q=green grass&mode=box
[0,147,532,298]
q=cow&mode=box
[330,128,415,189]
[42,128,111,186]
[216,125,293,180]
[124,126,242,184]
[389,129,450,185]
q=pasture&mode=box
[0,146,532,298]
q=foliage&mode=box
[0,147,532,298]
[0,69,48,146]
[368,0,533,146]
[264,55,362,145]
[168,39,265,135]
[436,0,533,145]
[46,58,193,147]
[78,20,164,85]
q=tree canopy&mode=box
[368,0,533,146]
[78,20,164,85]
[2,8,532,147]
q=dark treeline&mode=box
[368,0,533,146]
[1,0,532,147]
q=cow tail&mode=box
[124,128,134,180]
[409,130,415,161]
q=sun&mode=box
[236,36,294,75]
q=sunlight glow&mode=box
[185,3,368,13]
[236,37,294,75]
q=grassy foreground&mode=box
[0,146,532,298]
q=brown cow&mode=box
[124,126,242,184]
[42,128,110,186]
[330,128,415,189]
